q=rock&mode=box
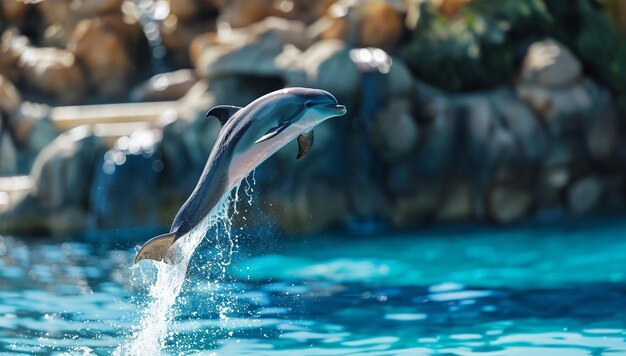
[131,69,197,102]
[490,88,546,162]
[521,38,582,87]
[462,94,518,174]
[265,179,349,234]
[38,0,78,47]
[391,181,442,226]
[371,99,419,159]
[415,96,457,175]
[196,20,308,83]
[435,0,472,18]
[358,1,403,50]
[18,47,86,104]
[436,180,473,221]
[68,16,135,98]
[385,57,416,98]
[70,0,124,16]
[516,81,594,133]
[487,183,532,224]
[320,1,403,50]
[0,28,29,83]
[585,89,618,161]
[300,39,359,99]
[0,128,18,176]
[217,0,275,29]
[167,0,199,20]
[29,126,106,210]
[8,101,57,153]
[160,14,216,66]
[567,176,603,215]
[90,129,163,230]
[1,0,28,25]
[0,75,21,115]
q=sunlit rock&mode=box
[160,14,216,67]
[0,28,29,83]
[18,47,86,104]
[130,69,197,102]
[68,15,137,98]
[319,0,403,50]
[70,0,124,16]
[521,38,582,88]
[8,101,58,159]
[0,75,21,115]
[299,39,358,99]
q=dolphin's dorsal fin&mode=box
[297,130,314,160]
[255,120,292,144]
[206,105,242,126]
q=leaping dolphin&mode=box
[134,87,347,264]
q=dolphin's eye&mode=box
[304,101,314,108]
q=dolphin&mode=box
[134,87,347,264]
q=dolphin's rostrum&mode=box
[135,88,347,264]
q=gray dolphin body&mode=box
[135,88,346,264]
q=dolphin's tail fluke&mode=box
[134,232,177,265]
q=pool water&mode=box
[1,220,626,355]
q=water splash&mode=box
[116,196,234,355]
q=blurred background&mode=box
[0,0,626,237]
[3,1,626,354]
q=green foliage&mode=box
[400,0,626,111]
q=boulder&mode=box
[0,75,21,115]
[521,38,582,87]
[391,181,442,226]
[195,20,307,83]
[38,0,78,47]
[68,16,136,98]
[584,89,619,162]
[0,28,29,83]
[370,99,419,160]
[436,180,473,221]
[8,101,58,154]
[90,129,163,230]
[358,1,403,50]
[217,0,275,29]
[1,0,28,26]
[29,125,107,210]
[0,127,18,176]
[160,14,216,66]
[490,88,546,162]
[264,178,349,234]
[567,176,603,215]
[18,47,86,104]
[299,39,359,99]
[69,0,124,17]
[516,81,594,134]
[487,183,532,224]
[130,69,197,102]
[320,0,403,50]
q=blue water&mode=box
[2,220,626,355]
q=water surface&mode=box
[1,220,626,355]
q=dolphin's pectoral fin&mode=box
[134,232,177,265]
[206,105,243,126]
[255,120,292,144]
[296,130,314,160]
